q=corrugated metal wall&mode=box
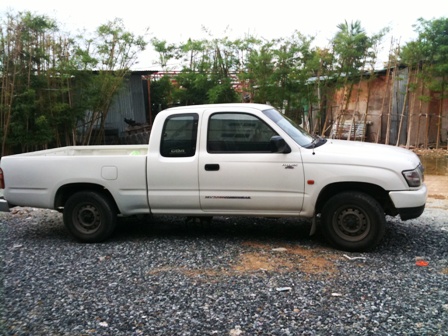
[105,74,147,135]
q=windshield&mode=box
[262,108,315,147]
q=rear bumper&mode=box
[0,197,10,212]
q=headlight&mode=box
[402,164,424,187]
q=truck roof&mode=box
[163,103,274,113]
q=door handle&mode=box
[205,164,220,171]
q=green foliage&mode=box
[402,17,448,98]
[207,78,238,104]
[8,89,53,150]
[238,32,317,119]
[152,35,240,106]
[401,17,448,148]
[172,71,211,105]
[241,42,275,104]
[151,38,178,70]
[333,21,370,73]
[150,75,173,112]
[0,11,62,154]
[96,18,147,70]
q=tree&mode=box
[331,20,371,114]
[151,38,177,71]
[80,18,147,144]
[272,32,315,122]
[242,41,276,105]
[171,35,239,105]
[328,20,387,139]
[402,17,448,148]
[150,75,174,113]
[0,11,60,155]
[240,33,316,125]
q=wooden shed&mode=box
[317,67,448,148]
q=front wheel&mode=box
[63,191,117,243]
[321,192,385,252]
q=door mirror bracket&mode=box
[270,136,291,154]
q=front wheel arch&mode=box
[320,191,386,252]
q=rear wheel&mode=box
[63,191,117,243]
[321,192,385,251]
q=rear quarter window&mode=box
[160,113,198,157]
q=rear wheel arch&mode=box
[55,183,119,214]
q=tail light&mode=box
[0,168,5,189]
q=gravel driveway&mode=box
[1,182,447,335]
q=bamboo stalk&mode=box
[362,77,373,142]
[435,85,444,149]
[322,105,338,136]
[350,69,365,141]
[334,85,347,139]
[415,73,424,147]
[396,68,411,146]
[424,109,430,148]
[406,66,419,148]
[385,40,400,145]
[376,38,394,143]
[348,114,355,141]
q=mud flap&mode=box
[309,216,317,236]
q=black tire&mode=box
[321,192,386,252]
[63,191,117,243]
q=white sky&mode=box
[2,0,447,70]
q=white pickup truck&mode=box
[0,103,427,251]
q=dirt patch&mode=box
[428,194,447,200]
[232,252,295,273]
[146,242,342,280]
[413,148,448,158]
[235,241,341,277]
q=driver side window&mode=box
[207,113,277,153]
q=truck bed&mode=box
[8,145,149,157]
[1,145,150,214]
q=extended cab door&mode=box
[146,113,200,213]
[199,108,305,215]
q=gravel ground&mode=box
[1,195,447,335]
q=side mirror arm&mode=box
[270,136,291,154]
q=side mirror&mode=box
[270,136,291,153]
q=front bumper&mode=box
[397,204,425,220]
[389,184,427,220]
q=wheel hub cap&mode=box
[77,205,100,231]
[335,208,370,241]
